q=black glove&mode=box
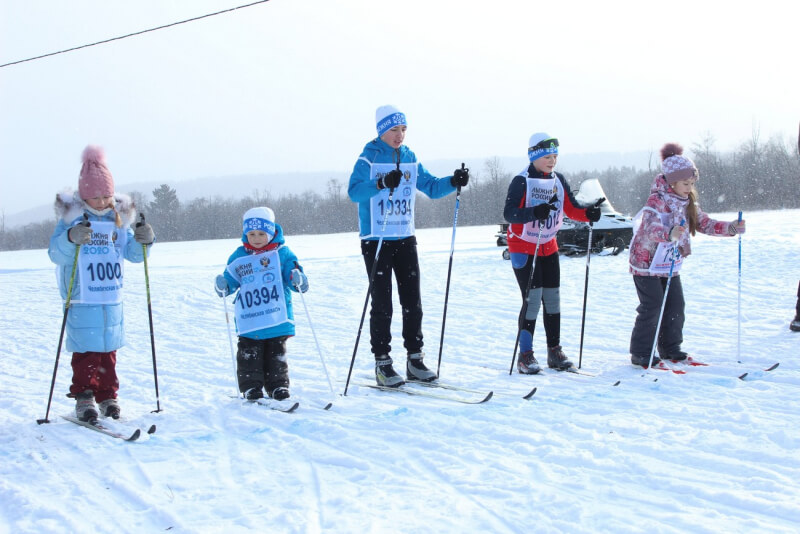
[532,203,555,221]
[585,205,602,223]
[451,167,470,188]
[378,169,403,190]
[68,222,92,244]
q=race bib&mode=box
[519,176,564,243]
[227,250,289,335]
[74,221,124,304]
[367,162,418,238]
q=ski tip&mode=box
[612,380,621,386]
[765,363,779,372]
[323,402,333,410]
[522,387,538,400]
[285,402,300,413]
[126,429,142,441]
[147,424,157,434]
[738,373,748,380]
[481,391,494,403]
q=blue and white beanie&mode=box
[528,132,559,162]
[376,105,407,137]
[242,207,276,241]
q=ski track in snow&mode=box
[1,210,799,533]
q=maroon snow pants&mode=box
[69,350,119,402]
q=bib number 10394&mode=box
[235,285,280,309]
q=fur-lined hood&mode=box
[54,189,137,226]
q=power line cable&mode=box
[0,0,272,69]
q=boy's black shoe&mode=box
[270,387,290,401]
[631,354,661,368]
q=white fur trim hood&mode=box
[54,189,138,226]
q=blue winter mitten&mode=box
[214,275,230,297]
[291,269,309,293]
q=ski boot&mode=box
[375,355,405,388]
[75,390,99,422]
[547,345,575,371]
[517,351,541,375]
[98,398,121,420]
[270,387,291,401]
[631,354,661,368]
[406,352,437,382]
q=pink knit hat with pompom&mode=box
[660,143,698,184]
[78,145,115,200]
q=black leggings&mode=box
[361,236,423,357]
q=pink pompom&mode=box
[660,143,683,161]
[81,145,107,165]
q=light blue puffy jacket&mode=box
[48,192,148,353]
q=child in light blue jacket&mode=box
[48,145,154,422]
[214,207,308,401]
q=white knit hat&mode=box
[242,207,276,240]
[375,105,407,136]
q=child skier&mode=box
[48,145,155,422]
[214,207,308,401]
[503,133,601,374]
[628,143,746,367]
[347,104,469,387]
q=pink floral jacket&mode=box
[629,175,732,277]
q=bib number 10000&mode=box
[86,261,122,281]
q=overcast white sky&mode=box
[1,0,798,215]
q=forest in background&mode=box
[2,132,798,251]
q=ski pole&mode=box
[294,262,335,394]
[509,219,545,375]
[37,215,88,425]
[737,210,742,363]
[436,163,465,378]
[578,198,605,369]
[647,220,684,369]
[344,149,400,395]
[138,214,162,413]
[222,292,241,398]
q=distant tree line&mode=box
[2,132,798,251]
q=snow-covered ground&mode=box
[1,209,798,534]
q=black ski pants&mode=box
[361,236,423,358]
[512,252,561,348]
[629,275,685,358]
[236,335,289,397]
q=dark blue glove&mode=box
[214,275,230,297]
[451,167,469,187]
[533,203,555,221]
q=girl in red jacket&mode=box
[503,133,601,374]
